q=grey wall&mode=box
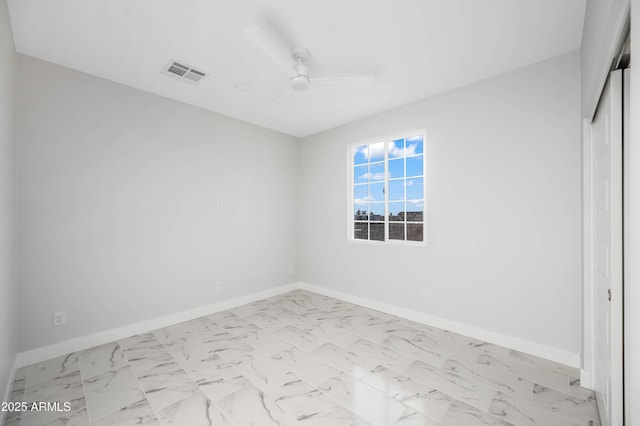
[581,0,628,118]
[16,55,299,351]
[299,52,582,355]
[0,0,17,407]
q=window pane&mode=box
[389,223,405,240]
[354,204,368,220]
[389,202,404,221]
[406,200,424,221]
[354,165,368,184]
[369,142,385,162]
[388,158,404,179]
[369,203,385,221]
[388,180,404,201]
[354,184,368,202]
[354,222,368,240]
[406,178,423,200]
[369,182,385,202]
[406,155,423,177]
[369,162,385,182]
[406,135,423,155]
[407,223,423,241]
[388,139,405,158]
[354,145,368,165]
[370,223,384,241]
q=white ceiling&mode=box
[7,0,586,138]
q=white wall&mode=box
[16,55,299,351]
[0,0,17,410]
[581,0,629,118]
[626,0,640,422]
[299,52,582,358]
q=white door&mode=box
[590,69,624,426]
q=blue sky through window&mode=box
[352,132,425,243]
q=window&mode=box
[350,130,426,245]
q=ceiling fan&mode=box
[244,25,374,102]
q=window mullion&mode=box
[384,139,389,242]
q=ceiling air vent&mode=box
[162,60,208,84]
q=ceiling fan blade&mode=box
[312,76,375,87]
[268,86,294,105]
[244,25,293,75]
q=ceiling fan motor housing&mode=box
[291,74,311,91]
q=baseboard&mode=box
[16,280,581,369]
[16,283,300,368]
[298,282,581,368]
[1,356,18,425]
[580,369,593,390]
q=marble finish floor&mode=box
[3,290,599,426]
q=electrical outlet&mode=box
[53,311,66,327]
[215,281,222,291]
[422,290,430,302]
[288,266,294,275]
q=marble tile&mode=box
[274,309,315,329]
[84,365,145,421]
[121,339,175,375]
[25,353,79,388]
[161,333,211,369]
[39,407,90,426]
[244,311,288,330]
[136,361,200,411]
[118,333,158,350]
[361,365,452,422]
[440,356,534,400]
[205,313,260,335]
[569,378,598,401]
[91,398,160,426]
[273,325,324,350]
[309,343,377,379]
[157,392,232,426]
[354,318,422,344]
[380,335,447,368]
[236,328,294,355]
[216,382,300,425]
[444,400,515,426]
[477,352,571,395]
[79,342,128,380]
[302,322,359,349]
[411,331,511,367]
[271,294,313,314]
[488,391,592,426]
[531,384,599,424]
[271,373,368,425]
[230,299,285,318]
[181,316,228,341]
[231,352,294,396]
[511,350,580,380]
[318,371,408,426]
[269,347,343,388]
[153,322,194,343]
[8,379,25,403]
[4,411,20,426]
[21,371,85,426]
[393,408,443,426]
[346,339,414,373]
[203,334,256,362]
[11,290,600,426]
[404,360,497,412]
[188,357,249,402]
[14,367,27,381]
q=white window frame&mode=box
[347,129,427,247]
